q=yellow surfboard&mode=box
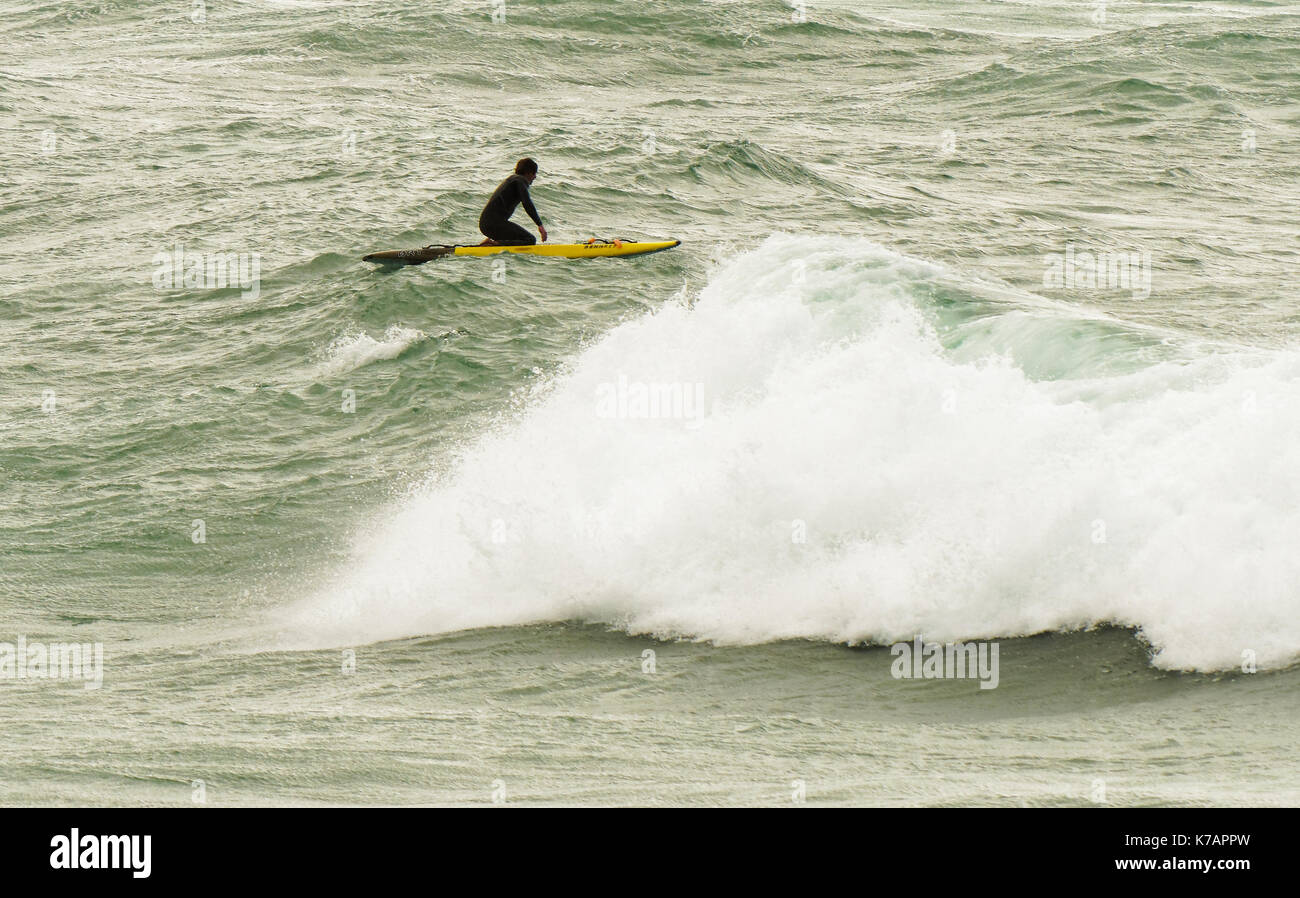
[455,239,679,259]
[363,239,680,265]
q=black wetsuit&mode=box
[478,174,541,245]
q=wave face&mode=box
[282,234,1300,672]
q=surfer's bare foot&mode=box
[478,238,500,246]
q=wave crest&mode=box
[282,235,1300,673]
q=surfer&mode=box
[478,158,547,246]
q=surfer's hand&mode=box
[539,225,548,243]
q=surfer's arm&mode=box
[519,183,542,228]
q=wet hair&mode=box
[515,157,538,177]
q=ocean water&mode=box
[2,0,1298,806]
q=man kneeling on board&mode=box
[478,157,548,246]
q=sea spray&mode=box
[280,235,1300,673]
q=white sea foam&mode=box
[284,234,1300,672]
[319,325,427,376]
